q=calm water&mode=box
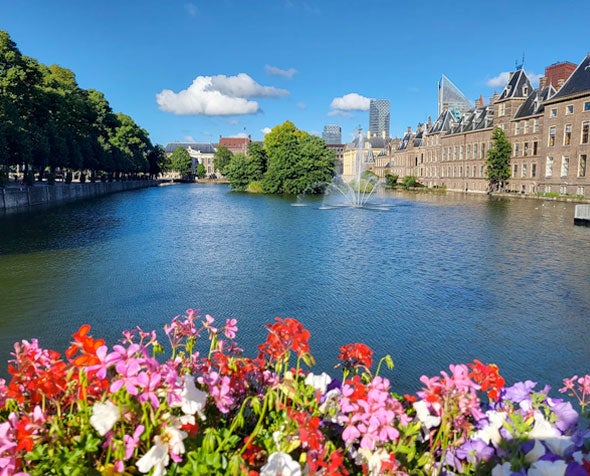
[0,184,588,393]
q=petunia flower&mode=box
[137,426,187,475]
[304,372,332,395]
[170,377,207,419]
[260,451,301,476]
[90,400,120,436]
[528,459,567,476]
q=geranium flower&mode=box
[337,343,373,370]
[260,451,301,476]
[137,426,187,475]
[90,400,120,436]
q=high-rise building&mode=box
[437,75,472,116]
[368,99,390,138]
[322,124,342,144]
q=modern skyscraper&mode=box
[322,124,342,144]
[368,99,390,137]
[437,75,472,116]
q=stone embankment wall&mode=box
[1,180,157,212]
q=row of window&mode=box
[548,101,590,118]
[513,141,539,157]
[512,163,538,178]
[440,142,491,161]
[513,118,540,135]
[547,122,590,146]
[545,154,587,178]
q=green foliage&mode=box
[385,173,398,187]
[486,127,512,192]
[401,175,419,189]
[224,153,252,191]
[260,121,334,195]
[196,163,206,179]
[0,30,157,179]
[170,147,193,177]
[213,146,233,176]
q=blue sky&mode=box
[2,0,589,146]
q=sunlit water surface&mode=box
[1,184,588,393]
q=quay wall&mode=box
[1,180,157,213]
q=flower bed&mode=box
[0,310,589,475]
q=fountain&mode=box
[321,129,388,209]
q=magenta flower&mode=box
[224,318,238,339]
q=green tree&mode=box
[196,163,206,179]
[213,146,233,176]
[147,144,168,178]
[261,121,334,194]
[170,147,192,178]
[224,153,252,191]
[486,127,511,192]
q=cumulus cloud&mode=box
[486,72,511,88]
[261,127,272,135]
[156,73,289,116]
[527,71,543,87]
[183,135,195,142]
[330,93,371,112]
[265,65,297,78]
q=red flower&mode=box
[258,317,311,361]
[65,324,106,368]
[338,343,373,370]
[468,359,505,402]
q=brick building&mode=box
[378,53,590,198]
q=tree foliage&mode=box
[486,127,512,192]
[0,30,159,180]
[259,121,335,194]
[169,147,192,177]
[213,146,233,176]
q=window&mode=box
[481,143,486,159]
[522,164,527,177]
[579,154,587,177]
[585,102,590,111]
[474,143,478,156]
[459,145,463,160]
[514,143,520,157]
[546,157,554,177]
[533,141,538,155]
[533,118,539,132]
[524,120,529,134]
[566,105,574,115]
[480,165,484,177]
[564,124,572,145]
[524,142,529,156]
[532,163,537,177]
[498,103,506,117]
[513,164,518,177]
[514,122,520,135]
[549,126,556,146]
[582,122,589,144]
[550,108,557,117]
[577,186,585,196]
[560,185,567,195]
[467,144,471,159]
[473,165,476,177]
[561,156,569,177]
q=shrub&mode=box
[64,171,73,184]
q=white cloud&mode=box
[330,93,371,112]
[327,109,353,117]
[183,135,195,142]
[185,3,198,16]
[486,72,511,89]
[261,127,272,135]
[265,65,297,78]
[156,74,289,116]
[527,71,543,87]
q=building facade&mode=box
[377,53,590,199]
[369,99,390,138]
[322,124,342,145]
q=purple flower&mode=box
[547,398,579,433]
[457,438,495,464]
[503,380,537,403]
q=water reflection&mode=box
[0,185,588,394]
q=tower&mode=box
[322,124,342,144]
[368,99,390,138]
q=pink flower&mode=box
[224,318,238,339]
[124,424,145,460]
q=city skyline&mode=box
[2,0,589,146]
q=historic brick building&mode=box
[378,53,590,198]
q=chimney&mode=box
[539,77,547,89]
[491,91,499,104]
[406,126,412,134]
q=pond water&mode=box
[0,184,588,393]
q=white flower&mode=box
[358,448,390,476]
[260,452,301,476]
[413,400,441,429]
[304,372,331,394]
[90,400,120,436]
[137,426,187,476]
[491,462,513,476]
[529,412,560,440]
[473,411,507,446]
[137,436,169,476]
[528,459,567,476]
[171,377,207,419]
[525,439,546,463]
[544,436,573,457]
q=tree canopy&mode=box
[213,146,233,176]
[486,127,512,192]
[169,147,192,177]
[0,30,160,180]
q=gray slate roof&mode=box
[498,69,532,101]
[514,85,556,119]
[165,142,216,154]
[548,53,590,102]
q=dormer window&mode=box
[523,85,529,96]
